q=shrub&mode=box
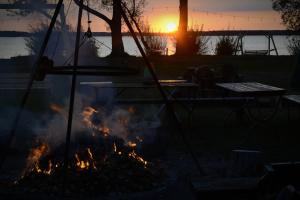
[175,27,210,56]
[140,21,167,56]
[215,35,237,56]
[25,22,99,62]
[195,33,210,55]
[288,36,300,55]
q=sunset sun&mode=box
[166,22,177,32]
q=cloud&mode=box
[194,0,273,11]
[148,0,273,12]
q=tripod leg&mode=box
[0,0,65,171]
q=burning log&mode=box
[11,104,166,197]
[15,144,165,197]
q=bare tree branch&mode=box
[73,0,112,26]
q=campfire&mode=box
[14,104,165,197]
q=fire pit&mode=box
[9,104,166,198]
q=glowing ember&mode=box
[128,106,136,114]
[18,104,164,196]
[87,148,94,159]
[113,142,117,152]
[99,125,110,136]
[44,160,53,175]
[28,143,48,162]
[75,153,90,170]
[127,141,137,148]
[26,142,49,174]
[128,150,148,166]
[50,103,64,114]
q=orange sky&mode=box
[144,10,284,32]
[0,0,286,32]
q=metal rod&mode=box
[271,35,279,56]
[0,0,64,170]
[47,71,137,76]
[121,2,150,51]
[0,4,58,9]
[63,0,83,188]
[120,3,205,175]
[52,65,135,70]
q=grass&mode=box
[1,55,299,164]
[151,55,297,88]
[136,55,300,162]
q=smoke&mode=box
[30,85,161,151]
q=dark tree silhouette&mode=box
[272,0,300,31]
[176,0,188,55]
[6,0,146,57]
[215,35,237,56]
[74,0,146,56]
[272,0,300,89]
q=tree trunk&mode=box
[176,0,188,55]
[178,0,188,34]
[110,0,125,56]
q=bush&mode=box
[140,22,167,56]
[215,35,237,56]
[184,32,209,55]
[144,35,167,56]
[25,22,99,63]
[189,26,210,55]
[288,36,300,55]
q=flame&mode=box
[74,148,97,170]
[87,148,97,169]
[113,143,123,155]
[113,142,117,153]
[81,106,98,129]
[34,163,42,173]
[128,106,136,114]
[44,160,53,175]
[75,153,84,169]
[127,141,137,148]
[128,150,147,166]
[31,158,53,175]
[50,103,68,121]
[87,148,93,159]
[27,143,49,166]
[24,105,151,176]
[50,103,64,113]
[81,106,112,137]
[99,124,110,136]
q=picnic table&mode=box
[80,80,196,88]
[79,80,200,119]
[216,82,286,122]
[0,73,48,91]
[80,80,198,100]
[284,95,300,105]
[216,82,286,97]
[283,95,300,121]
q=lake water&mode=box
[0,35,292,59]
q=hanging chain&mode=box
[85,0,92,38]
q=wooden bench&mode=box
[0,73,49,91]
[0,73,50,106]
[216,82,286,122]
[283,95,300,105]
[283,95,300,121]
[244,50,269,55]
[216,82,286,97]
